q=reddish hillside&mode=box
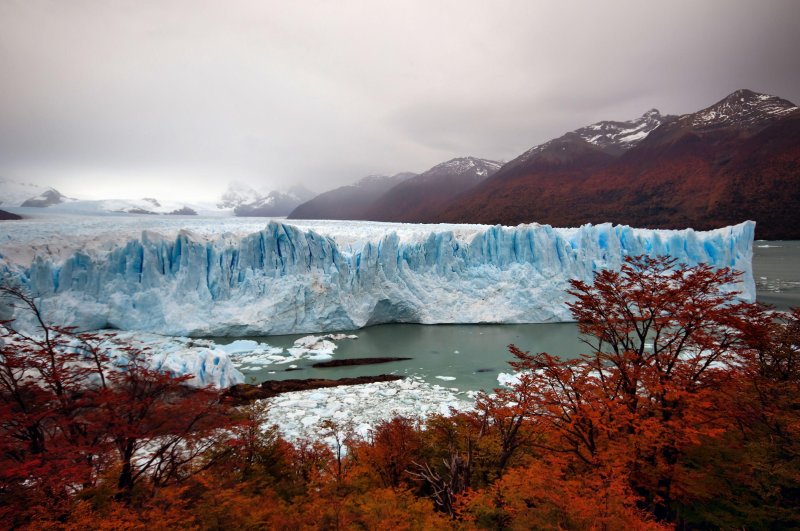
[440,90,800,239]
[363,157,502,222]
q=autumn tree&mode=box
[348,416,423,489]
[464,256,762,525]
[96,345,233,501]
[564,255,754,520]
[677,306,800,527]
[0,285,113,521]
[0,284,237,525]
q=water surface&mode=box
[753,240,800,310]
[231,241,800,393]
[233,322,584,393]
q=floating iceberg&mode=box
[98,331,245,388]
[226,334,359,369]
[0,219,755,336]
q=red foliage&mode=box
[2,259,799,528]
[0,286,234,526]
[463,256,774,524]
[350,416,424,489]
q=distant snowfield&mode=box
[0,178,233,217]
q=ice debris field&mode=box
[0,217,756,337]
[20,328,469,442]
[266,377,472,444]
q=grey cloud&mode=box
[0,0,798,200]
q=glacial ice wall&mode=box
[0,220,755,336]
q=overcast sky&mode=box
[1,0,799,202]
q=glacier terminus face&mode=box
[0,218,756,337]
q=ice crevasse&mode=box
[0,220,756,337]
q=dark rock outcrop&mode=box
[311,357,412,368]
[223,375,404,405]
[21,189,67,208]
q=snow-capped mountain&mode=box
[678,89,798,131]
[220,183,316,217]
[521,109,669,161]
[573,109,666,153]
[439,89,800,239]
[288,172,416,220]
[416,156,503,182]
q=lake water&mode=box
[753,240,800,310]
[230,241,800,393]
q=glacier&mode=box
[0,218,755,337]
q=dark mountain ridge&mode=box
[288,173,415,220]
[362,157,503,222]
[438,89,800,239]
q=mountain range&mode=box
[289,89,799,239]
[287,157,504,222]
[3,89,798,238]
[288,173,416,220]
[0,180,315,218]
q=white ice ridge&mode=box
[0,219,756,336]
